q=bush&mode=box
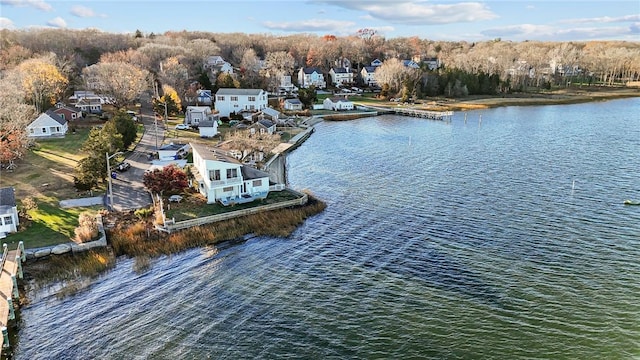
[134,207,154,220]
[74,212,99,243]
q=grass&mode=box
[165,189,301,221]
[109,195,326,257]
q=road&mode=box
[108,93,165,211]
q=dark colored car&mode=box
[116,161,131,172]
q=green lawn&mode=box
[165,190,301,221]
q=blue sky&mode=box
[1,0,639,42]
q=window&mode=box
[56,127,60,132]
[249,105,255,110]
[223,186,233,192]
[217,96,225,101]
[252,180,262,187]
[230,96,238,101]
[209,169,221,181]
[227,168,238,178]
[42,127,47,133]
[30,128,34,133]
[248,96,256,101]
[4,216,12,225]
[60,114,65,119]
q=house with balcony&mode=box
[297,67,326,89]
[191,142,272,206]
[361,66,379,87]
[214,88,267,117]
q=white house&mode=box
[424,57,441,71]
[198,119,219,138]
[297,67,326,89]
[402,60,420,69]
[278,75,298,94]
[0,187,19,237]
[361,66,379,87]
[75,99,102,114]
[204,56,234,75]
[196,89,213,105]
[185,106,213,127]
[27,110,68,138]
[157,143,190,161]
[68,90,112,105]
[283,98,303,111]
[329,67,354,86]
[191,142,272,206]
[323,96,354,111]
[215,88,267,117]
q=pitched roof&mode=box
[257,119,275,128]
[261,107,280,118]
[159,143,188,151]
[363,66,378,73]
[284,98,302,105]
[0,187,16,207]
[300,67,322,74]
[332,67,350,73]
[54,106,81,114]
[191,142,240,163]
[241,165,270,180]
[215,88,264,96]
[199,120,217,128]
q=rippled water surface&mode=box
[15,98,640,359]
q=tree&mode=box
[261,51,295,93]
[161,84,182,114]
[143,164,189,195]
[74,122,124,190]
[215,72,240,91]
[298,86,317,109]
[112,111,137,149]
[16,56,68,112]
[0,73,37,167]
[239,48,262,88]
[82,62,149,107]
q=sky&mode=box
[1,0,639,42]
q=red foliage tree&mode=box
[142,164,189,195]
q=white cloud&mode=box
[262,19,355,32]
[0,0,52,11]
[70,5,105,18]
[0,17,16,30]
[481,23,637,41]
[561,14,640,24]
[314,1,498,25]
[46,16,67,28]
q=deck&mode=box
[0,242,24,355]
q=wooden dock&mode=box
[0,242,24,355]
[364,105,454,121]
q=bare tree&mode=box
[0,72,37,167]
[83,62,150,107]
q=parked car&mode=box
[115,161,131,172]
[168,195,183,203]
[175,124,189,130]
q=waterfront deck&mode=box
[0,242,24,355]
[364,105,454,121]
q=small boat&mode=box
[623,200,640,206]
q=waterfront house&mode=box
[329,67,355,87]
[185,106,214,127]
[53,105,83,121]
[250,119,276,135]
[278,75,298,94]
[283,98,303,111]
[215,88,268,118]
[198,119,219,138]
[191,142,271,206]
[260,107,280,123]
[360,66,379,87]
[27,110,68,137]
[297,67,327,89]
[323,96,354,111]
[0,187,19,238]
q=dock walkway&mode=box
[363,105,454,121]
[0,241,25,355]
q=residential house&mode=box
[283,98,303,111]
[360,66,379,87]
[278,75,298,94]
[323,96,354,111]
[204,56,234,75]
[250,119,276,135]
[191,142,271,206]
[53,105,83,121]
[297,67,327,89]
[196,89,213,105]
[157,143,190,161]
[329,67,355,87]
[0,187,19,237]
[402,60,420,69]
[215,88,268,117]
[198,119,219,138]
[185,106,214,127]
[68,90,112,105]
[371,58,383,67]
[27,110,68,137]
[260,107,280,123]
[424,57,441,71]
[75,98,103,114]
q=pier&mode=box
[363,105,454,121]
[0,241,24,354]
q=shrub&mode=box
[134,207,154,220]
[74,212,99,243]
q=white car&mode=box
[175,124,189,130]
[168,195,183,203]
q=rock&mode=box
[51,244,72,255]
[34,248,51,258]
[25,250,36,260]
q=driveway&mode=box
[108,93,165,211]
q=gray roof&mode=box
[241,165,270,180]
[332,67,350,73]
[0,187,16,207]
[363,66,377,73]
[257,119,274,128]
[44,110,67,125]
[190,142,239,163]
[301,67,322,74]
[284,98,302,104]
[159,143,187,151]
[215,88,264,96]
[199,120,216,128]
